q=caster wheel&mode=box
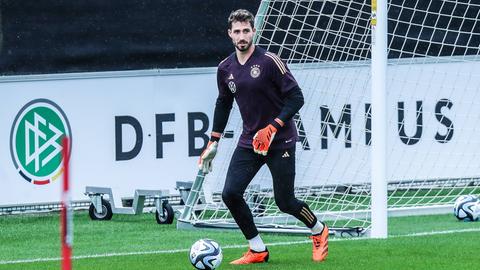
[156,202,174,224]
[88,199,113,220]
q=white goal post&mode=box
[370,0,388,238]
[177,0,480,237]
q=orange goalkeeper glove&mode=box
[252,124,278,156]
[253,119,284,155]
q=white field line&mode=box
[1,227,480,265]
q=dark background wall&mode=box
[0,1,259,75]
[1,1,478,76]
[258,0,479,63]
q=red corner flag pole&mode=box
[61,136,72,270]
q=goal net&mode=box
[178,0,480,236]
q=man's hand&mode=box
[252,124,277,156]
[198,141,218,174]
[198,134,221,174]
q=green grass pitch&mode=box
[0,211,479,270]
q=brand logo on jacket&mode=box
[228,81,236,93]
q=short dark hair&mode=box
[228,9,255,29]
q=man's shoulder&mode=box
[217,53,235,70]
[253,46,275,63]
[260,49,288,75]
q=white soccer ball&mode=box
[453,194,480,221]
[189,239,223,270]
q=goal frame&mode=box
[177,0,480,238]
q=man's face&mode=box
[228,21,255,52]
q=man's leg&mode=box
[222,147,269,264]
[266,146,329,262]
[222,147,263,240]
[266,147,318,227]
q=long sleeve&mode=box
[212,67,234,134]
[276,86,304,123]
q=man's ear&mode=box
[228,29,232,38]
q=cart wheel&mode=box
[156,202,174,224]
[89,199,113,220]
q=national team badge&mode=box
[250,65,261,78]
[228,81,236,93]
[10,99,72,185]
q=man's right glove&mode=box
[198,136,220,174]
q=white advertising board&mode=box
[0,69,219,205]
[206,60,480,192]
[1,59,479,205]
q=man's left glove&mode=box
[198,140,219,174]
[252,124,277,156]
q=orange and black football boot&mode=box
[310,223,329,262]
[230,248,269,265]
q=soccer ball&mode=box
[189,239,223,270]
[453,194,480,221]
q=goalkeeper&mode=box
[199,9,328,265]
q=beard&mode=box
[234,39,252,52]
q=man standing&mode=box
[199,9,329,264]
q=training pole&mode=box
[61,136,72,270]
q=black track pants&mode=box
[222,146,318,240]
